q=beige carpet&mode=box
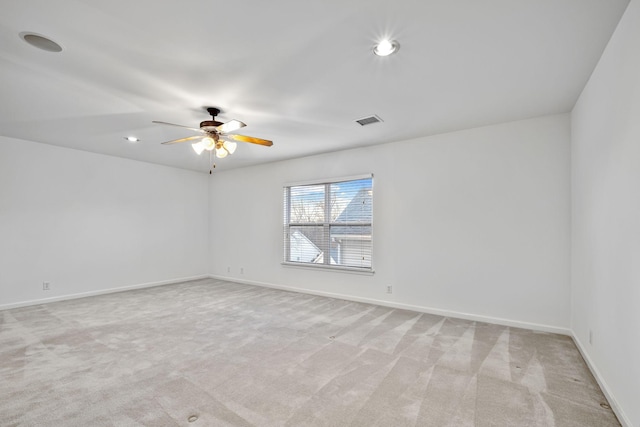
[1,279,619,426]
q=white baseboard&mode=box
[0,275,210,311]
[572,334,632,427]
[3,273,572,336]
[208,275,571,336]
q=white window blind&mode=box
[283,175,373,271]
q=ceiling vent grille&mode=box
[355,115,383,126]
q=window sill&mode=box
[281,262,375,275]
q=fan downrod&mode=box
[206,107,221,119]
[201,107,223,128]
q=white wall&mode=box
[210,114,571,331]
[0,136,209,308]
[571,0,640,425]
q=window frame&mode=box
[282,174,374,274]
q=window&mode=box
[283,175,373,272]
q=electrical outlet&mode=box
[241,267,244,274]
[386,285,393,294]
[43,281,50,291]
[227,266,230,273]
[589,330,593,345]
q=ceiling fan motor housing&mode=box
[200,120,223,130]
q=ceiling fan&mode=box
[153,107,273,159]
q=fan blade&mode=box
[227,134,273,147]
[161,135,203,145]
[152,121,204,133]
[217,119,246,134]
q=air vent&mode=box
[355,115,383,126]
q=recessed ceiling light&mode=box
[373,39,399,57]
[125,136,140,143]
[19,32,62,53]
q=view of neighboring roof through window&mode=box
[283,175,373,272]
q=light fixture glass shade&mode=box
[224,141,237,154]
[192,141,205,155]
[216,147,228,158]
[202,137,216,151]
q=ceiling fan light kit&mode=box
[221,141,237,155]
[153,106,272,163]
[216,146,228,158]
[191,136,216,154]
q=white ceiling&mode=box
[0,0,629,173]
